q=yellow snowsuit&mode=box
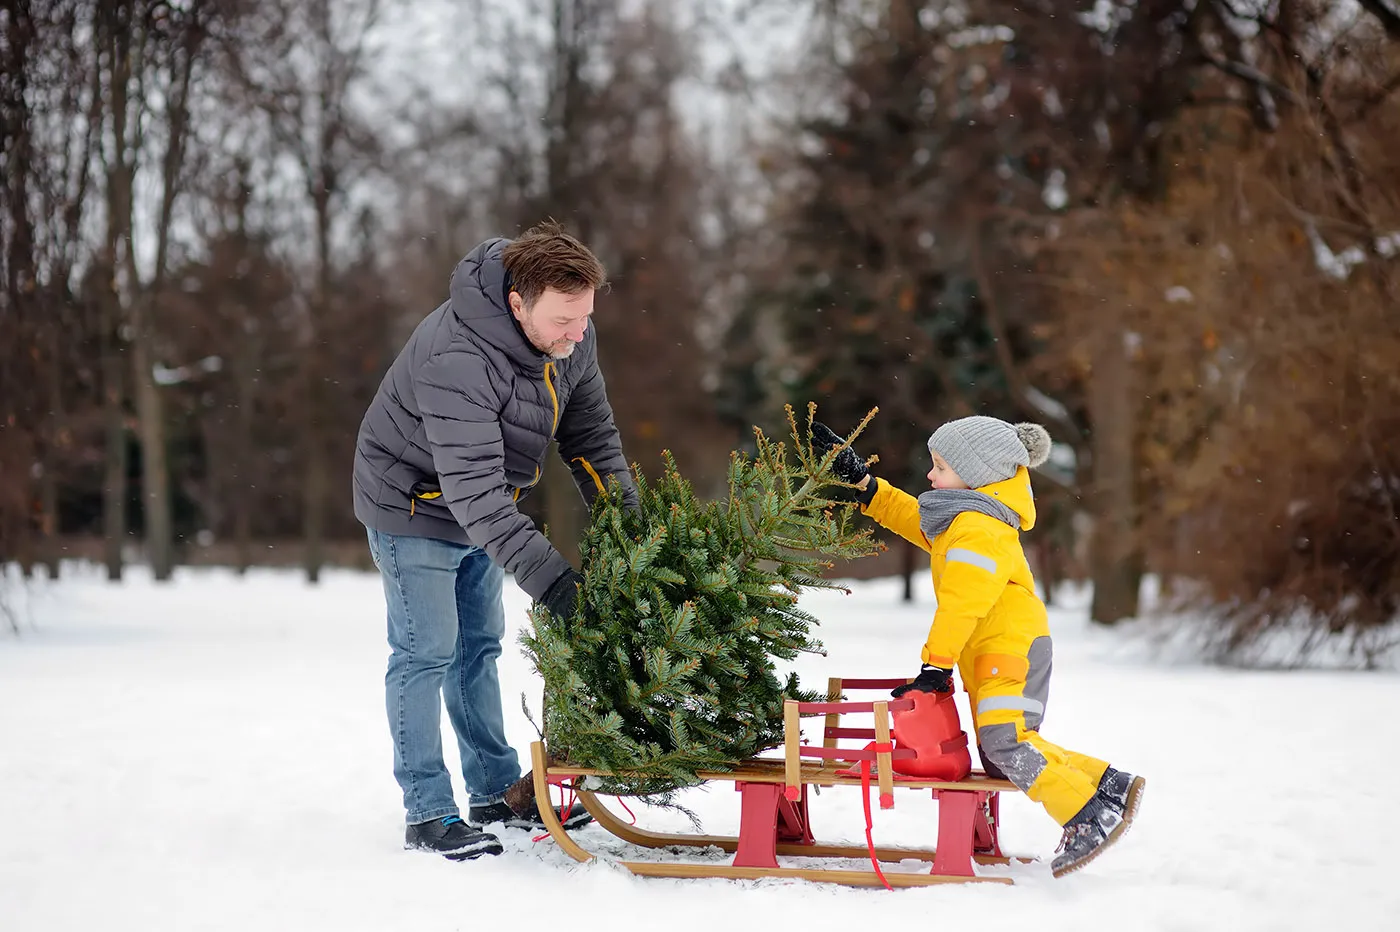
[862,468,1108,825]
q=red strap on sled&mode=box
[856,761,890,890]
[859,757,893,891]
[532,781,579,844]
[615,796,637,825]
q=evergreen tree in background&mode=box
[723,3,1034,521]
[522,405,883,795]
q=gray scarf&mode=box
[918,489,1020,539]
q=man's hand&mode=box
[540,568,585,628]
[890,664,954,698]
[810,421,875,503]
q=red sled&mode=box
[530,676,1030,888]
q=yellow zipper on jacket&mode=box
[572,456,604,493]
[544,361,560,433]
[513,362,561,502]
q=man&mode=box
[353,221,638,860]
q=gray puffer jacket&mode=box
[352,237,637,601]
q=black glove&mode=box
[890,664,954,698]
[810,421,876,504]
[540,568,585,627]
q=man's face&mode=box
[510,288,594,360]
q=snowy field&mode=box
[2,563,1397,931]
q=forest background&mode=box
[4,0,1399,663]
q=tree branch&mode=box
[968,220,1084,448]
[1194,52,1302,108]
[1351,68,1400,120]
[1357,0,1400,40]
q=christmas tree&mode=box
[522,405,883,796]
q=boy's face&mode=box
[927,451,971,490]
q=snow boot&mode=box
[1096,766,1146,822]
[1050,795,1126,878]
[404,815,503,861]
[467,773,593,832]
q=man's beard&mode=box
[545,339,576,360]
[521,314,577,360]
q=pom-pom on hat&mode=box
[927,416,1052,489]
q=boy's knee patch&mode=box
[977,722,1046,792]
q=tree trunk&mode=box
[234,333,257,575]
[231,163,256,575]
[129,302,173,579]
[34,9,101,580]
[302,189,331,584]
[100,290,128,581]
[39,302,65,578]
[1034,537,1059,606]
[131,10,204,583]
[1,1,39,574]
[38,463,59,577]
[302,348,325,583]
[98,0,137,581]
[1088,329,1142,625]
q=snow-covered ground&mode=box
[2,564,1396,931]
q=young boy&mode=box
[812,416,1146,877]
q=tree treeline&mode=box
[3,0,1398,660]
[1,0,734,581]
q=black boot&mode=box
[467,773,593,832]
[404,815,503,861]
[1097,766,1147,821]
[1050,796,1126,878]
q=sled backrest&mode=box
[782,678,921,807]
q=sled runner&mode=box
[529,676,1034,888]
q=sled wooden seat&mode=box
[530,676,1033,888]
[553,755,1014,792]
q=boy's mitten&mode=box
[891,664,954,697]
[810,421,867,484]
[811,421,877,504]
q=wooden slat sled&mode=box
[529,677,1034,887]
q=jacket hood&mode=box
[448,238,550,374]
[977,466,1037,531]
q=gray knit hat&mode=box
[927,416,1052,489]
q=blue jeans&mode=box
[367,529,521,824]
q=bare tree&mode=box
[3,0,724,576]
[0,1,41,573]
[433,0,726,565]
[228,0,383,582]
[86,0,224,581]
[90,1,148,580]
[162,152,300,573]
[29,3,103,579]
[131,1,217,579]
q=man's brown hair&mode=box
[501,220,607,307]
